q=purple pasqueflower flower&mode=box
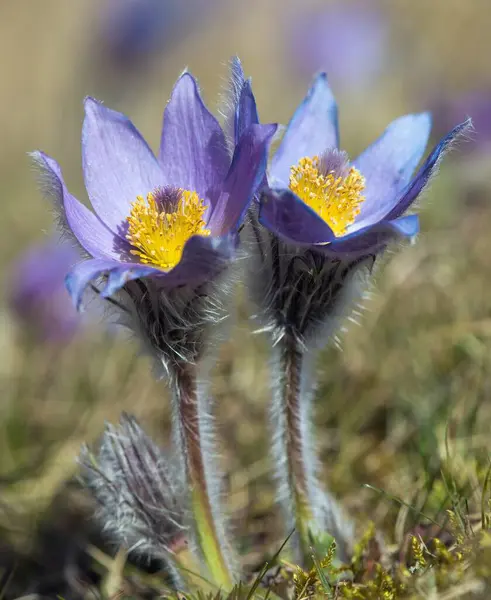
[31,72,277,312]
[8,238,81,342]
[232,61,470,260]
[229,58,470,339]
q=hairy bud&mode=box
[79,413,187,559]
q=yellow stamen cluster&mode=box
[126,189,210,270]
[289,156,365,237]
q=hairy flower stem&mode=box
[272,334,317,564]
[171,363,234,590]
[272,334,354,566]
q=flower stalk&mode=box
[272,334,317,563]
[171,362,234,590]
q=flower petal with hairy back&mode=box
[228,57,471,568]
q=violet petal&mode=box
[102,235,236,297]
[101,264,160,298]
[207,123,277,235]
[321,214,419,257]
[156,234,235,288]
[82,97,165,237]
[259,187,336,245]
[350,113,431,231]
[224,56,246,143]
[66,258,124,310]
[235,79,260,142]
[386,118,472,220]
[32,151,132,261]
[270,73,339,185]
[158,72,230,200]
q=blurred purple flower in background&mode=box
[429,89,491,154]
[286,0,387,91]
[8,239,81,342]
[98,0,214,71]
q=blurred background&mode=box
[3,0,491,596]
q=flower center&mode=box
[289,156,365,237]
[126,188,210,270]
